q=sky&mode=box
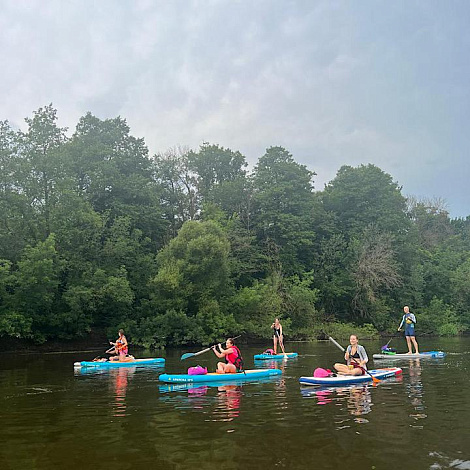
[1,0,470,217]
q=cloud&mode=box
[1,0,469,216]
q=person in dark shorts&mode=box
[398,306,419,354]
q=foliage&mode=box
[1,105,469,347]
[317,322,379,340]
[417,298,464,336]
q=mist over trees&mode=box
[1,105,469,346]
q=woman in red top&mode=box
[109,329,129,362]
[212,338,242,374]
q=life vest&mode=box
[226,345,244,371]
[116,338,128,354]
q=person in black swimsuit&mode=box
[271,318,284,355]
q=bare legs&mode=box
[273,335,284,355]
[405,336,419,354]
[406,336,419,354]
[334,363,364,376]
[216,362,237,374]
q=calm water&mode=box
[1,337,469,470]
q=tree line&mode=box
[0,105,469,346]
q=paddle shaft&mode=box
[92,345,117,361]
[181,335,241,360]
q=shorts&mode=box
[349,363,366,375]
[404,324,416,337]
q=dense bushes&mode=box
[0,107,469,347]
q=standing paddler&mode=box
[398,306,419,354]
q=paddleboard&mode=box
[159,368,282,383]
[74,358,165,369]
[299,367,402,386]
[373,351,446,360]
[254,352,298,360]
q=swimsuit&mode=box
[349,349,365,375]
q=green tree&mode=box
[21,105,68,238]
[148,220,233,343]
[187,142,247,198]
[251,146,316,274]
[13,234,63,342]
[65,112,166,244]
[322,164,410,239]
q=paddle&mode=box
[274,328,288,358]
[327,335,381,384]
[381,337,397,354]
[92,345,116,362]
[180,335,241,361]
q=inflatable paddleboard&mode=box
[159,368,282,383]
[254,352,298,360]
[373,351,446,360]
[299,367,402,386]
[74,358,165,369]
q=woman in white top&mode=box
[334,335,369,376]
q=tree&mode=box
[65,112,166,244]
[13,234,63,342]
[251,146,316,274]
[153,146,198,238]
[21,105,68,237]
[148,220,234,343]
[351,227,402,327]
[0,120,35,261]
[187,142,247,198]
[322,164,410,239]
[152,220,231,313]
[407,197,454,249]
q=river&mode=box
[1,337,469,469]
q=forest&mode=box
[1,105,469,347]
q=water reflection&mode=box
[74,365,139,417]
[110,367,135,417]
[158,382,243,421]
[214,385,242,421]
[301,384,372,419]
[407,358,426,424]
[343,385,372,419]
[429,451,470,469]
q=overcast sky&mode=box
[1,0,470,217]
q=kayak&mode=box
[373,351,446,360]
[159,368,282,384]
[74,358,165,369]
[299,367,402,386]
[254,352,298,360]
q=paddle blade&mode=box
[180,352,195,361]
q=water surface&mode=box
[1,337,469,469]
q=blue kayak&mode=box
[299,367,402,386]
[254,352,298,360]
[372,351,446,360]
[74,358,165,369]
[159,368,282,384]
